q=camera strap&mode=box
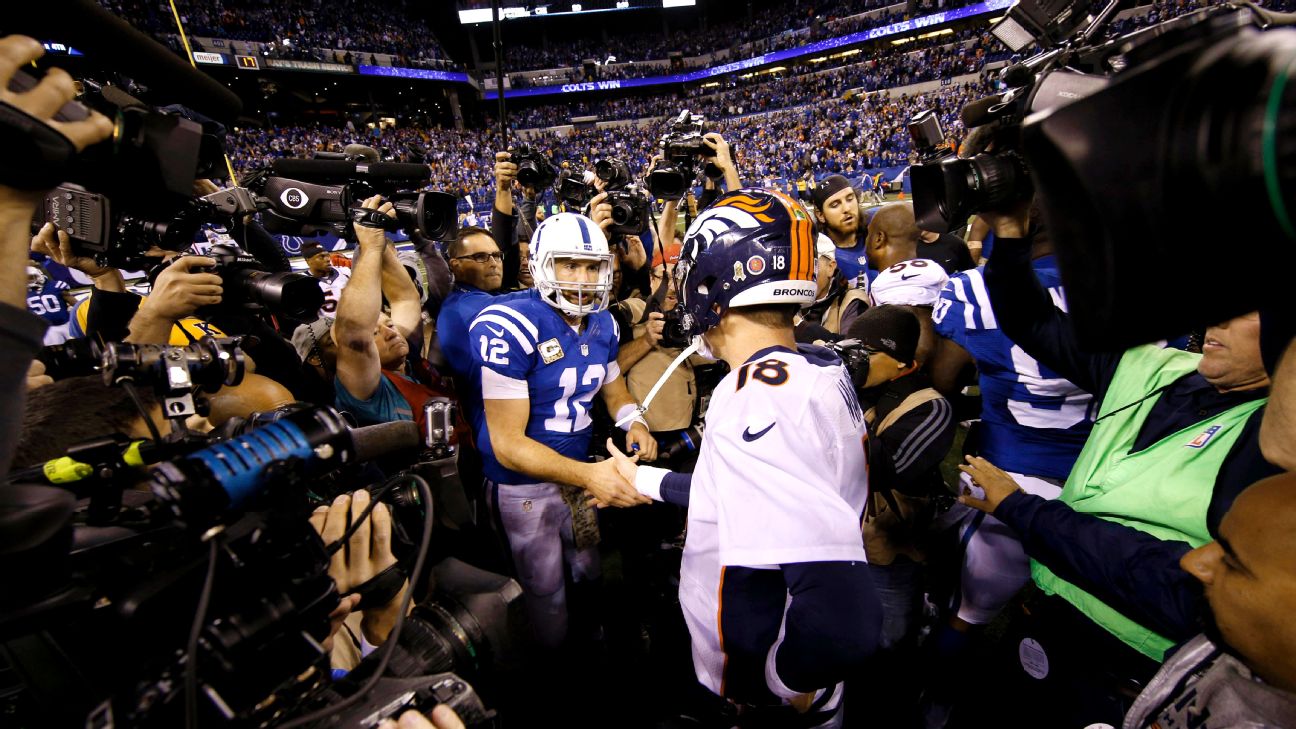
[351,562,407,611]
[614,339,701,429]
[350,207,391,229]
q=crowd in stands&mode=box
[97,0,460,68]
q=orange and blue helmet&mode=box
[674,188,818,337]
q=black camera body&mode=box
[824,338,872,394]
[649,110,720,200]
[590,157,650,235]
[511,144,559,189]
[556,169,596,208]
[659,307,692,349]
[154,241,325,322]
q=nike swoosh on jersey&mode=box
[900,273,921,280]
[486,325,505,337]
[742,422,776,442]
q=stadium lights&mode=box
[809,56,827,63]
[891,36,915,45]
[917,28,955,39]
[701,81,720,87]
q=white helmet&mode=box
[529,212,614,317]
[26,266,46,290]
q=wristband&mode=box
[615,403,648,432]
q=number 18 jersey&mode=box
[469,289,621,485]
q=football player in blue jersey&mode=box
[25,265,76,345]
[604,189,881,727]
[470,211,656,650]
[920,219,1096,724]
[811,175,871,290]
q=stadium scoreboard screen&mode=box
[457,0,695,24]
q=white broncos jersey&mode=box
[680,344,871,696]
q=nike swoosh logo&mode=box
[486,325,505,337]
[742,422,776,442]
[900,273,920,280]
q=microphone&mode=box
[9,1,243,124]
[350,421,422,462]
[270,159,431,183]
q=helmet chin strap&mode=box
[614,338,703,428]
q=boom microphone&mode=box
[350,421,422,462]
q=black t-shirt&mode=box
[919,233,977,274]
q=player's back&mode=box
[469,289,620,485]
[933,262,1095,479]
[680,344,870,696]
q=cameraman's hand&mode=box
[140,256,223,320]
[26,360,52,390]
[644,311,665,348]
[356,195,395,250]
[589,191,614,235]
[976,199,1031,240]
[32,222,118,281]
[376,707,465,729]
[0,36,114,156]
[957,456,1025,514]
[703,132,734,171]
[310,491,406,644]
[494,151,518,189]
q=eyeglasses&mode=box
[453,252,503,264]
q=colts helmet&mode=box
[529,211,614,317]
[674,188,818,337]
[27,266,47,291]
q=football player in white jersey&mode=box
[604,189,882,726]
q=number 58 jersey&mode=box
[681,344,870,697]
[469,288,621,486]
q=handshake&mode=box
[582,433,658,509]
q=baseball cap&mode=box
[845,305,919,366]
[291,319,334,363]
[816,233,836,260]
[869,259,949,307]
[810,174,853,209]
[301,242,328,259]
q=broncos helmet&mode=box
[529,211,614,317]
[674,188,818,337]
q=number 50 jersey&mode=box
[468,288,621,485]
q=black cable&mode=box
[119,379,163,444]
[185,534,221,729]
[323,476,398,557]
[278,474,435,729]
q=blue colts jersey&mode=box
[469,289,621,485]
[27,280,71,325]
[438,285,530,444]
[932,257,1095,480]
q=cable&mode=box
[119,379,163,444]
[278,474,435,729]
[185,533,221,729]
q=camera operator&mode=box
[975,202,1282,725]
[794,234,870,344]
[0,34,114,475]
[845,307,954,686]
[333,195,448,428]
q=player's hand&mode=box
[588,192,614,234]
[32,222,116,278]
[494,151,518,189]
[140,255,223,321]
[584,456,650,508]
[356,195,395,250]
[957,456,1024,514]
[627,422,658,462]
[376,706,465,729]
[26,360,53,390]
[642,311,665,348]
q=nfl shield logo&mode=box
[1186,425,1222,449]
[581,344,589,356]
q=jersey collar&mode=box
[744,344,796,365]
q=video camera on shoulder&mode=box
[906,0,1296,347]
[649,110,721,200]
[248,154,459,241]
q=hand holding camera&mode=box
[356,194,397,248]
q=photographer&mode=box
[977,203,1281,725]
[0,34,114,475]
[334,195,444,428]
